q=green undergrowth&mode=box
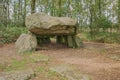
[0,52,75,80]
[4,59,27,71]
[0,51,68,80]
[47,70,68,80]
[0,53,49,72]
[35,67,68,80]
[80,31,120,44]
[36,66,46,73]
[0,26,27,44]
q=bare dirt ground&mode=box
[0,42,120,80]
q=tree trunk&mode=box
[98,0,101,17]
[57,0,62,44]
[51,0,54,16]
[23,0,27,26]
[58,0,62,17]
[118,0,120,32]
[31,0,36,14]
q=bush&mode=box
[104,33,120,43]
[80,31,120,44]
[0,26,27,44]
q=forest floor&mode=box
[0,42,120,80]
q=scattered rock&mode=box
[25,13,77,35]
[15,33,37,53]
[109,55,120,61]
[0,69,35,80]
[50,66,72,75]
[50,66,90,80]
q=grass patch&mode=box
[48,70,57,76]
[48,70,68,80]
[4,59,27,71]
[21,52,49,64]
[0,64,6,71]
[30,53,49,63]
[36,67,46,73]
[21,51,33,56]
[99,49,107,54]
[1,53,49,72]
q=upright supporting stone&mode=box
[15,33,37,53]
[67,35,83,48]
[67,36,75,48]
[74,35,83,48]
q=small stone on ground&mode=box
[0,69,35,80]
[50,65,90,80]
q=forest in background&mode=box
[0,0,120,44]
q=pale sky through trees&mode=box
[7,0,117,24]
[0,0,119,28]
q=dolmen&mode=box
[15,13,83,53]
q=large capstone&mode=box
[15,33,37,53]
[25,13,77,35]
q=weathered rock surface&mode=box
[50,66,90,80]
[25,13,77,35]
[15,33,37,53]
[74,35,83,48]
[67,36,74,48]
[0,69,35,80]
[67,35,83,48]
[109,55,120,61]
